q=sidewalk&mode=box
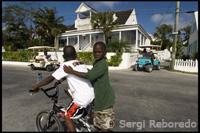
[2,61,29,66]
[2,61,128,70]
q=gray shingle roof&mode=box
[115,9,133,24]
[67,7,134,31]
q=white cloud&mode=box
[151,13,193,30]
[151,14,163,24]
[151,13,174,26]
[86,1,120,11]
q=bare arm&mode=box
[63,65,87,79]
[30,75,55,92]
[30,76,66,92]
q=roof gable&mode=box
[75,2,97,15]
[115,9,134,24]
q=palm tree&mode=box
[34,6,64,48]
[107,38,131,52]
[6,22,29,49]
[91,11,119,44]
[153,24,172,50]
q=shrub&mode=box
[77,52,95,65]
[107,52,123,66]
[193,51,198,60]
[2,51,38,62]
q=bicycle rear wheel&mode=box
[36,110,63,132]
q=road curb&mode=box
[2,61,29,66]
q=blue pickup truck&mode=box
[132,52,160,72]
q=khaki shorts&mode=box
[93,106,115,129]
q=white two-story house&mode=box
[183,11,198,59]
[57,2,153,52]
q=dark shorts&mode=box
[65,101,85,119]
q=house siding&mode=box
[57,2,152,52]
[186,11,198,59]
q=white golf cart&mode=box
[27,46,60,71]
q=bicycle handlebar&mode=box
[29,81,61,97]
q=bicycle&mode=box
[29,81,99,132]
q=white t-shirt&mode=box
[52,60,94,108]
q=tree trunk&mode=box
[29,15,33,41]
[160,39,164,50]
[54,36,58,51]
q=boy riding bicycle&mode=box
[30,45,94,132]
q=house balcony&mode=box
[75,18,92,30]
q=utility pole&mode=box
[170,1,180,69]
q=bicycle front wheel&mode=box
[36,110,63,132]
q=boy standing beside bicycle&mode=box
[63,42,115,132]
[30,45,94,132]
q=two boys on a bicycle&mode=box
[30,45,94,132]
[30,42,115,132]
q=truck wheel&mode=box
[46,65,53,72]
[145,65,152,72]
[30,64,36,70]
[156,64,161,70]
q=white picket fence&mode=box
[174,59,198,73]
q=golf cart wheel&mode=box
[145,65,152,72]
[46,65,53,72]
[156,64,161,70]
[30,64,36,70]
[133,64,138,71]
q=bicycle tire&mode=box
[36,110,63,132]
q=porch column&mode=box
[90,34,92,45]
[67,36,69,46]
[119,31,121,40]
[90,11,92,18]
[77,13,80,19]
[78,35,80,51]
[135,29,138,50]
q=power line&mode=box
[135,7,176,11]
[157,1,174,27]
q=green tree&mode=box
[180,25,191,46]
[91,11,119,44]
[175,30,183,59]
[2,2,40,41]
[153,24,173,50]
[4,22,29,50]
[34,6,64,48]
[107,38,131,52]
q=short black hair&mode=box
[94,41,106,51]
[63,45,76,59]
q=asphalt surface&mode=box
[2,64,198,132]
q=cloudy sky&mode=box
[3,1,198,35]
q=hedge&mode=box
[2,51,123,66]
[2,51,38,62]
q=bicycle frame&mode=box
[30,81,97,132]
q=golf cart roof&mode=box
[27,46,56,50]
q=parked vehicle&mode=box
[27,46,60,71]
[132,52,160,72]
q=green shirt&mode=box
[86,57,115,111]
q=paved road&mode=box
[2,64,198,132]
